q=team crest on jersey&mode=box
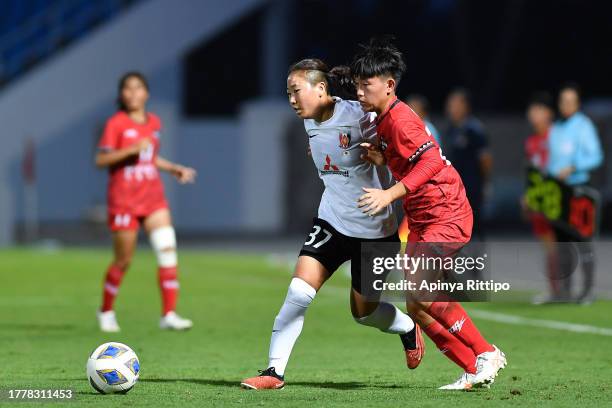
[123,128,138,138]
[338,131,351,149]
[320,155,349,177]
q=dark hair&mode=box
[117,71,149,111]
[288,58,356,100]
[528,91,554,110]
[559,81,582,100]
[350,36,406,85]
[448,87,472,107]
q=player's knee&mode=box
[285,278,316,308]
[149,226,177,267]
[350,299,378,320]
[351,309,369,320]
[354,303,388,329]
[354,312,373,327]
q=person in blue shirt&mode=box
[546,83,603,304]
[405,94,441,146]
[548,85,603,184]
[443,88,493,240]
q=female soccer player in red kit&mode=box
[352,38,506,390]
[95,72,196,332]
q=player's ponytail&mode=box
[288,58,356,100]
[327,65,356,100]
[117,71,149,111]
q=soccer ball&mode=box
[86,342,140,394]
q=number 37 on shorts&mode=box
[304,224,332,248]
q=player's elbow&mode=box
[94,154,108,168]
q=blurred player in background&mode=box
[241,59,424,390]
[405,94,441,145]
[522,92,560,304]
[444,88,492,240]
[546,83,603,304]
[353,38,506,390]
[95,72,196,332]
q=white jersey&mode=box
[304,98,397,239]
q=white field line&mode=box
[467,309,612,337]
[309,278,612,337]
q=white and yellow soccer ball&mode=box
[86,342,140,394]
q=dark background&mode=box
[184,0,612,116]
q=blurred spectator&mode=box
[443,88,492,240]
[522,92,559,304]
[405,94,441,145]
[546,83,603,304]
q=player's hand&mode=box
[131,139,151,155]
[360,142,386,166]
[358,187,392,216]
[173,165,197,184]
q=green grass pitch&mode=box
[1,248,611,407]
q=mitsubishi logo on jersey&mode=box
[449,317,466,334]
[320,155,349,177]
[323,155,339,171]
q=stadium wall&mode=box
[0,0,268,246]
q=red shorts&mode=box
[408,214,473,244]
[406,215,473,259]
[107,205,168,231]
[529,213,553,237]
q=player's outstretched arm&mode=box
[95,139,149,168]
[156,156,197,184]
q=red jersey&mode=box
[524,129,552,236]
[98,111,167,216]
[524,130,549,170]
[375,98,472,239]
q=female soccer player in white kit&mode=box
[241,59,424,390]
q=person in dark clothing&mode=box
[443,88,492,240]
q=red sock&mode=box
[158,266,179,315]
[427,302,494,356]
[423,321,477,374]
[101,264,126,312]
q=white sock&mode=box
[267,278,316,376]
[355,302,414,334]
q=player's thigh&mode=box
[293,255,332,292]
[350,288,380,318]
[112,229,138,265]
[297,218,349,291]
[143,208,173,234]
